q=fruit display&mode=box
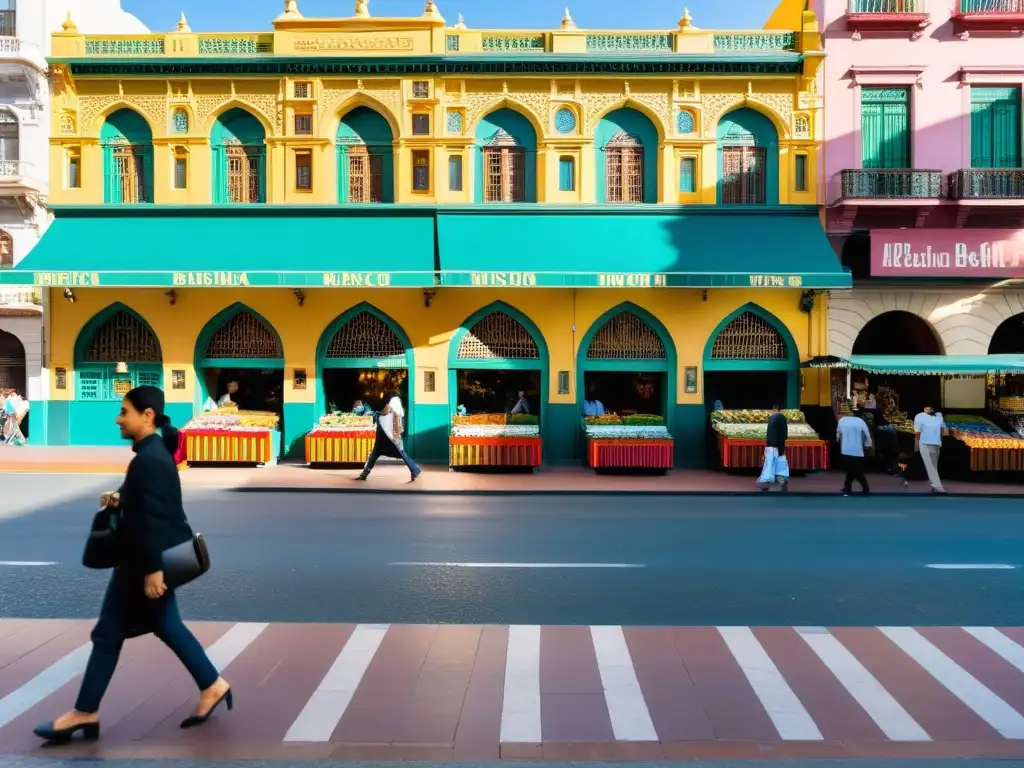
[313,412,374,433]
[1000,397,1024,414]
[877,387,914,433]
[451,424,540,438]
[710,409,805,425]
[947,415,1024,449]
[185,409,279,432]
[713,422,820,440]
[585,424,671,440]
[584,415,622,426]
[452,413,539,426]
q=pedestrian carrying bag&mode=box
[82,506,122,570]
[162,533,211,589]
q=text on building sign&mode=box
[749,275,802,287]
[35,272,101,286]
[322,272,392,287]
[880,241,1024,270]
[173,272,250,286]
[470,272,537,286]
[293,36,415,52]
[597,273,667,287]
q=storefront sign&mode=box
[34,272,100,286]
[871,230,1024,277]
[376,356,406,369]
[441,272,840,288]
[173,271,250,286]
[749,275,803,287]
[469,272,538,287]
[293,36,415,52]
[597,273,667,287]
[322,272,391,287]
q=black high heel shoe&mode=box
[33,720,100,743]
[180,688,233,729]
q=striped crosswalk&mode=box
[3,620,1024,759]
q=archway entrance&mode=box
[72,305,162,446]
[0,329,25,440]
[316,306,414,454]
[852,311,942,417]
[703,308,796,410]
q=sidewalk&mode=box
[3,619,1024,760]
[1,446,1022,496]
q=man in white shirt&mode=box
[914,406,947,493]
[836,406,872,494]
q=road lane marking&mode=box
[390,562,644,568]
[0,561,57,566]
[880,627,1024,739]
[590,626,657,741]
[925,564,1016,570]
[284,624,388,742]
[963,627,1024,673]
[205,622,268,671]
[0,643,91,729]
[797,627,930,741]
[718,626,823,741]
[500,625,542,743]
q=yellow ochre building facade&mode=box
[9,0,850,466]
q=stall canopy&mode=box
[0,206,439,288]
[436,205,852,289]
[845,355,1024,375]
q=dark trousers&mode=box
[842,454,870,493]
[362,440,420,476]
[75,575,219,714]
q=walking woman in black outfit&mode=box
[34,386,232,743]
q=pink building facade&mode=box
[814,0,1024,409]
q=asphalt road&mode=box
[0,474,1022,626]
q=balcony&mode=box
[846,0,931,38]
[953,0,1024,36]
[831,169,942,229]
[0,161,47,200]
[0,36,45,73]
[948,169,1024,225]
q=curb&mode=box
[227,485,1024,499]
[0,465,126,474]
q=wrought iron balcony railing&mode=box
[848,0,927,12]
[839,169,943,200]
[949,169,1024,199]
[956,0,1024,13]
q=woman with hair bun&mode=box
[33,385,232,744]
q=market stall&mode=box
[711,409,828,471]
[449,414,541,468]
[181,407,279,465]
[945,414,1024,473]
[305,412,376,466]
[583,414,673,471]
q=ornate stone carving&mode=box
[464,91,550,134]
[321,82,402,129]
[582,91,624,133]
[59,113,76,135]
[121,94,168,130]
[629,90,671,133]
[77,96,111,133]
[749,91,793,132]
[234,92,281,132]
[700,92,743,133]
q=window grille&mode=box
[347,146,384,202]
[205,310,280,359]
[0,109,18,164]
[78,365,161,401]
[172,109,189,133]
[326,311,404,358]
[457,312,539,360]
[293,82,310,99]
[108,142,148,203]
[84,309,161,362]
[483,129,525,203]
[0,229,11,268]
[721,146,767,204]
[412,81,430,99]
[294,114,312,135]
[711,311,786,359]
[0,331,24,391]
[586,313,666,360]
[604,131,643,203]
[225,143,262,204]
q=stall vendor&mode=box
[352,400,372,416]
[217,380,240,408]
[510,391,530,416]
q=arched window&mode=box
[604,131,644,203]
[337,107,394,203]
[717,108,779,206]
[326,310,404,358]
[211,108,266,204]
[0,108,18,165]
[483,128,525,202]
[205,309,280,359]
[75,307,162,400]
[101,109,153,204]
[587,312,666,360]
[457,311,539,360]
[711,311,786,360]
[0,229,12,268]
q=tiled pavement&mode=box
[1,446,1022,496]
[5,621,1024,760]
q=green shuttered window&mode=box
[559,156,575,191]
[971,86,1022,169]
[861,88,910,170]
[77,365,162,401]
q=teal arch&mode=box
[73,302,163,401]
[101,108,154,204]
[702,302,799,407]
[576,302,677,434]
[336,107,395,203]
[448,300,549,426]
[596,107,658,204]
[716,107,779,205]
[73,302,163,365]
[194,303,283,406]
[211,108,267,203]
[473,108,538,203]
[315,303,415,451]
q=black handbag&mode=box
[82,506,122,570]
[162,533,211,589]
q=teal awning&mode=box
[847,355,1024,375]
[437,206,851,289]
[0,206,438,288]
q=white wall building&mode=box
[0,0,147,437]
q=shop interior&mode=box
[703,371,789,411]
[323,368,408,414]
[204,367,284,415]
[455,369,540,417]
[582,371,666,417]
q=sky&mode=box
[120,0,781,33]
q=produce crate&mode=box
[717,435,829,471]
[184,428,274,465]
[449,436,542,468]
[587,438,673,470]
[966,446,1024,472]
[305,431,375,466]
